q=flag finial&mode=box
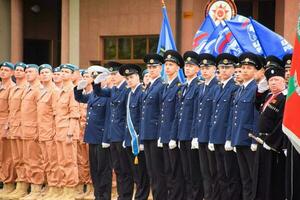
[162,0,166,7]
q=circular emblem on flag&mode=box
[245,58,250,63]
[167,54,172,59]
[150,59,154,64]
[223,59,228,64]
[205,0,237,26]
[125,69,130,74]
[187,57,192,61]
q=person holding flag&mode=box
[118,64,150,200]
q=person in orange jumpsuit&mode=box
[54,64,80,199]
[0,62,16,198]
[36,64,62,200]
[3,62,28,200]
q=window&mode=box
[103,35,159,63]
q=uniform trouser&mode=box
[162,144,185,200]
[236,146,254,200]
[214,144,242,200]
[10,138,26,182]
[110,142,134,200]
[77,142,91,184]
[286,143,300,200]
[224,149,242,200]
[198,143,218,200]
[179,141,204,200]
[89,144,112,200]
[40,140,60,186]
[143,140,167,200]
[56,140,79,187]
[23,139,44,184]
[0,137,16,183]
[125,147,150,200]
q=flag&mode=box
[193,15,216,53]
[225,18,264,55]
[201,25,223,54]
[250,18,293,59]
[157,5,185,83]
[282,13,300,153]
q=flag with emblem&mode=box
[157,1,185,83]
[192,15,216,53]
[250,18,293,59]
[225,18,264,55]
[283,12,300,154]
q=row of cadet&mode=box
[0,50,298,200]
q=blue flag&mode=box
[157,6,185,83]
[193,15,216,53]
[225,18,264,55]
[201,25,223,54]
[250,18,293,59]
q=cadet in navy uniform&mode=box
[159,50,185,200]
[119,64,150,200]
[140,54,166,200]
[192,53,219,200]
[173,51,204,200]
[74,66,112,200]
[252,59,288,200]
[210,53,241,200]
[230,52,260,200]
[93,61,134,200]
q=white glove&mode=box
[157,138,163,148]
[283,149,287,157]
[263,143,271,150]
[208,143,215,151]
[257,78,269,93]
[178,141,180,149]
[169,140,177,149]
[191,138,199,149]
[233,147,237,153]
[77,80,88,90]
[94,72,110,84]
[139,144,144,151]
[251,144,258,152]
[224,140,233,151]
[122,140,126,148]
[102,142,110,148]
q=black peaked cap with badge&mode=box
[144,53,164,66]
[164,50,185,68]
[119,64,142,77]
[239,52,261,70]
[265,66,285,81]
[283,54,293,68]
[183,51,200,66]
[257,55,266,70]
[198,53,216,67]
[216,53,238,67]
[265,56,284,69]
[105,61,122,72]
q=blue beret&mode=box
[53,67,61,73]
[0,62,14,70]
[39,64,52,73]
[14,62,26,70]
[26,64,39,70]
[60,63,78,72]
[142,69,149,77]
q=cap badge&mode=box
[187,57,191,61]
[150,59,154,64]
[267,61,271,66]
[125,69,130,74]
[287,60,291,64]
[223,59,228,64]
[203,59,207,64]
[167,54,172,59]
[245,58,250,63]
[271,69,275,74]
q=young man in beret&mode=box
[230,52,260,200]
[54,64,80,199]
[53,67,63,89]
[160,50,185,200]
[4,62,28,199]
[0,62,16,198]
[119,64,150,200]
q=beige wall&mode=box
[283,0,299,45]
[0,0,11,62]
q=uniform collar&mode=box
[221,77,233,88]
[117,80,126,89]
[131,83,141,94]
[187,76,197,86]
[150,76,161,86]
[204,76,215,86]
[243,78,254,88]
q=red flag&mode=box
[282,12,300,153]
